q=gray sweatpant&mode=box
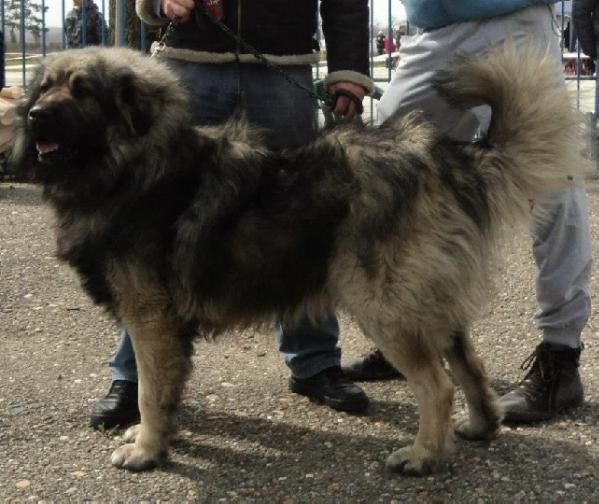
[377,5,592,348]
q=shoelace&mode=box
[517,346,555,400]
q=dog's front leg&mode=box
[110,310,192,471]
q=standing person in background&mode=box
[64,0,107,48]
[89,0,374,430]
[344,0,592,425]
[573,0,599,60]
[376,30,385,55]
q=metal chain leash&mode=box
[197,5,322,102]
[150,17,181,58]
[151,1,321,103]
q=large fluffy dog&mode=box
[14,45,580,475]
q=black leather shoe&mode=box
[342,348,404,381]
[289,366,369,412]
[500,342,584,423]
[90,380,140,429]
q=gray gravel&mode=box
[1,182,598,503]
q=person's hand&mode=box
[327,82,366,122]
[572,0,598,60]
[161,0,195,23]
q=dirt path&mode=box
[1,182,597,502]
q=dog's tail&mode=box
[435,40,585,220]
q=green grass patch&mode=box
[5,56,42,68]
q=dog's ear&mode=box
[117,73,155,137]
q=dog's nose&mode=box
[28,104,49,123]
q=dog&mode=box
[12,45,581,476]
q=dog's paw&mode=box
[123,424,141,443]
[455,417,500,441]
[386,446,437,477]
[111,443,162,471]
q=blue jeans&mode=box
[109,61,341,382]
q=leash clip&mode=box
[150,41,165,58]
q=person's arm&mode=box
[64,14,76,48]
[136,0,194,25]
[320,0,373,120]
[573,0,599,59]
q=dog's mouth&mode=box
[36,141,60,155]
[34,139,66,164]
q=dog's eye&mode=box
[70,76,92,99]
[39,81,52,94]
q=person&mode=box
[343,0,592,424]
[376,30,385,55]
[89,0,374,429]
[64,0,107,48]
[383,32,396,54]
[573,0,599,60]
[572,1,598,77]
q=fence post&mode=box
[0,0,4,88]
[0,30,4,89]
[115,0,125,46]
[594,16,599,168]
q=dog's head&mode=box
[12,47,188,187]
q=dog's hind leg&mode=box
[444,329,503,441]
[110,308,193,471]
[374,330,455,476]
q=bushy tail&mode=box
[436,40,586,219]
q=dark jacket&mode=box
[64,0,107,48]
[572,0,599,59]
[136,0,372,91]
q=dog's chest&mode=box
[55,213,107,259]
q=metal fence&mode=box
[1,1,597,127]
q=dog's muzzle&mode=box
[28,104,62,161]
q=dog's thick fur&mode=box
[14,45,581,475]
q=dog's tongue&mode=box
[36,142,59,154]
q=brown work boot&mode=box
[500,342,584,423]
[341,348,404,381]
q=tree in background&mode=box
[4,0,49,45]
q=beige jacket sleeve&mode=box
[136,0,169,26]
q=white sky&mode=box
[371,0,406,24]
[42,0,105,27]
[42,0,406,28]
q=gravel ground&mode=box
[0,182,598,503]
